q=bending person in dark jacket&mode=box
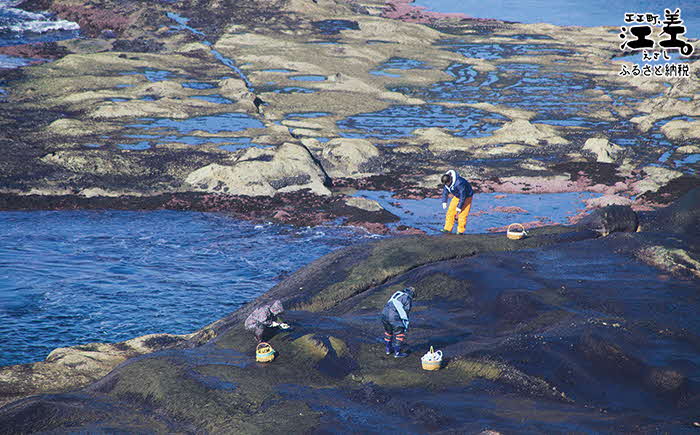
[244,300,289,343]
[381,287,415,358]
[441,169,474,234]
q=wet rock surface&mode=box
[0,190,698,432]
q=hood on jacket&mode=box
[404,287,415,298]
[270,300,284,315]
[445,169,458,189]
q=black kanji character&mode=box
[665,63,677,77]
[660,8,694,56]
[621,25,655,50]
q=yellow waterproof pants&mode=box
[443,196,472,234]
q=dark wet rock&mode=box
[394,225,426,235]
[0,42,70,60]
[112,37,165,53]
[312,19,360,35]
[495,291,543,323]
[577,204,639,236]
[550,161,625,186]
[641,187,700,236]
[347,221,390,235]
[50,4,133,38]
[0,195,699,431]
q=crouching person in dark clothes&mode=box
[381,287,415,358]
[244,300,289,342]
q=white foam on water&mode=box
[5,19,80,33]
[0,6,79,34]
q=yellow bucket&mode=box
[256,342,275,363]
[506,223,527,240]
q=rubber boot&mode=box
[394,342,408,358]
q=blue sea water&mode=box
[414,0,700,38]
[0,211,377,366]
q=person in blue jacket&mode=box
[381,287,415,358]
[441,169,474,234]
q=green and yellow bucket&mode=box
[256,342,276,362]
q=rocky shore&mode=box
[0,0,697,233]
[1,0,699,431]
[0,189,698,432]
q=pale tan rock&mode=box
[676,145,700,154]
[218,78,250,97]
[321,138,381,178]
[46,118,119,136]
[40,150,148,176]
[79,187,131,198]
[393,145,422,154]
[642,166,684,184]
[185,143,330,196]
[423,120,568,154]
[584,194,633,208]
[0,332,189,408]
[300,138,324,150]
[660,120,700,141]
[291,128,325,137]
[484,144,528,156]
[345,196,384,212]
[632,178,662,195]
[135,80,186,98]
[582,138,623,163]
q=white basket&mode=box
[421,347,443,371]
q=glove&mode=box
[456,207,462,213]
[270,321,280,327]
[442,203,447,210]
[279,323,290,329]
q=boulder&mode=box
[0,333,188,408]
[320,138,382,178]
[660,119,700,141]
[185,143,331,196]
[345,196,384,212]
[583,194,633,209]
[423,120,569,154]
[676,145,700,154]
[582,138,623,163]
[576,204,639,235]
[642,166,684,184]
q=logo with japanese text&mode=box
[618,8,695,78]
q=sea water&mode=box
[0,211,377,366]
